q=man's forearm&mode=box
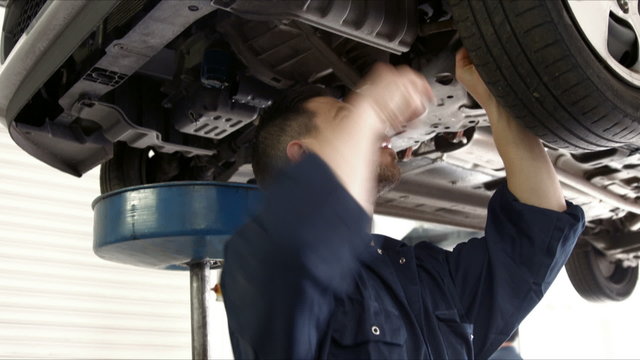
[487,103,567,212]
[454,48,566,212]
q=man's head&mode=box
[252,86,401,192]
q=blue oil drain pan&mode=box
[92,181,262,270]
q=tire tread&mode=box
[449,0,640,150]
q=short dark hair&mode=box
[252,85,331,187]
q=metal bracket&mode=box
[584,230,640,268]
[389,47,489,151]
[72,100,214,156]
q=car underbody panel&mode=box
[1,0,640,300]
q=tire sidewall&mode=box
[589,248,638,301]
[544,0,640,118]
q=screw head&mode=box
[188,5,199,11]
[617,0,629,13]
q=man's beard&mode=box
[377,149,401,195]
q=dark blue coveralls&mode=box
[221,154,585,359]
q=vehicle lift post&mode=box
[190,260,215,359]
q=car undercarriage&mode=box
[1,0,640,301]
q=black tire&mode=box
[565,241,638,302]
[100,143,150,194]
[99,143,182,194]
[449,0,640,150]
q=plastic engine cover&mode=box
[211,0,418,54]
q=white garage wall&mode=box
[0,126,233,358]
[520,266,640,359]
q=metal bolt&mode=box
[617,0,629,13]
[188,5,199,11]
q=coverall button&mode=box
[399,257,406,264]
[377,248,383,255]
[371,326,380,335]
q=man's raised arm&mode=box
[412,48,585,359]
[455,48,566,212]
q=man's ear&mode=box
[286,140,308,163]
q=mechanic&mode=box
[220,48,586,359]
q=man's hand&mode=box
[455,48,497,112]
[455,48,567,212]
[303,63,433,214]
[348,63,435,135]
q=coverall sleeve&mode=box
[221,153,372,359]
[442,184,584,359]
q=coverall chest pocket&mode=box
[328,298,407,359]
[435,309,474,359]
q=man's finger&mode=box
[455,48,473,69]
